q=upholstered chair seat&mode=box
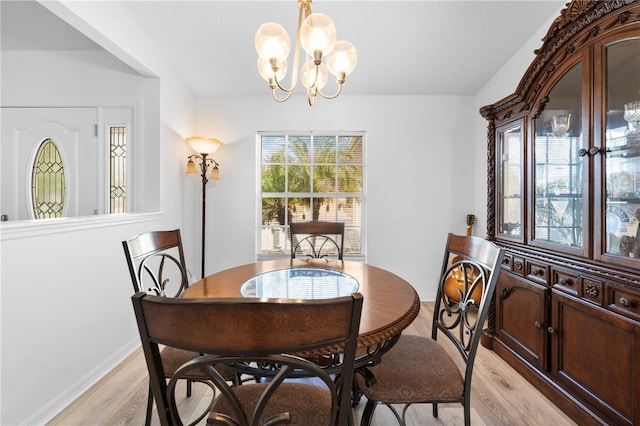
[356,334,464,403]
[161,347,238,382]
[210,382,332,425]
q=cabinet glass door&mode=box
[604,37,640,259]
[497,122,523,240]
[533,62,585,250]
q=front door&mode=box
[1,107,98,221]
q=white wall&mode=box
[194,94,477,300]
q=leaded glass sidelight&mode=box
[31,138,66,219]
[109,126,127,214]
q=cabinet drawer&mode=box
[501,253,513,272]
[580,278,603,306]
[511,255,525,276]
[525,259,548,284]
[606,283,640,322]
[552,269,579,296]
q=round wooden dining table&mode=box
[182,258,421,356]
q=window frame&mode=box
[256,131,367,261]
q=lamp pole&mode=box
[186,136,222,279]
[187,153,219,279]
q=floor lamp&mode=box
[186,136,222,279]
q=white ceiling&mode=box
[2,0,567,97]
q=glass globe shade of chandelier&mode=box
[254,0,357,106]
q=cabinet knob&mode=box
[585,285,599,297]
[558,277,568,285]
[578,147,601,157]
[532,268,540,276]
[547,327,556,335]
[619,297,632,307]
[534,321,543,329]
[514,260,523,270]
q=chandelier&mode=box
[255,0,357,107]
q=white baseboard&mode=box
[22,339,140,426]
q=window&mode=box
[109,125,127,214]
[258,132,365,259]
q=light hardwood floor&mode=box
[49,302,576,425]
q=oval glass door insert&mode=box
[31,138,66,219]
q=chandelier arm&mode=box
[272,87,295,103]
[317,82,344,100]
[274,77,295,94]
[307,91,316,107]
[309,60,321,89]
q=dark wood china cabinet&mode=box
[481,1,640,425]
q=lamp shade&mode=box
[255,23,291,61]
[300,13,336,55]
[258,57,288,82]
[209,165,220,181]
[186,158,197,174]
[325,40,358,77]
[187,137,223,154]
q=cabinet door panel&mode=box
[531,56,590,259]
[599,33,640,270]
[496,121,524,242]
[496,272,548,370]
[551,290,638,425]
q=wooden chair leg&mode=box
[145,382,153,426]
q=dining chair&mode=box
[122,229,239,425]
[131,291,364,426]
[356,233,504,426]
[122,229,191,297]
[290,220,345,260]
